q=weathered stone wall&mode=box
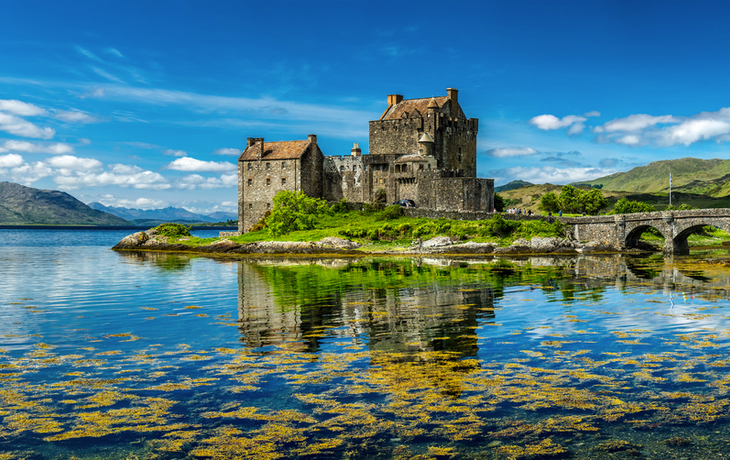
[323,156,366,203]
[241,158,305,232]
[369,118,424,157]
[439,118,479,176]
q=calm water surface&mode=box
[2,229,730,459]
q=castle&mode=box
[236,88,494,233]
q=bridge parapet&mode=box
[562,209,730,254]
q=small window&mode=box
[419,165,424,171]
[266,178,271,186]
[340,166,344,172]
[267,203,271,209]
[266,162,270,170]
[282,162,286,169]
[281,178,286,186]
[248,203,253,209]
[247,179,252,186]
[353,165,357,171]
[247,163,252,170]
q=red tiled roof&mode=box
[240,140,310,161]
[381,97,448,120]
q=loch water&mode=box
[3,230,730,459]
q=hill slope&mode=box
[0,182,130,225]
[578,158,730,195]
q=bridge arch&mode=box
[624,223,668,250]
[669,218,730,255]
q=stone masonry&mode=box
[237,88,494,233]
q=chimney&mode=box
[387,94,404,106]
[246,137,255,148]
[446,88,458,114]
[351,142,361,157]
[254,137,264,161]
[308,134,317,145]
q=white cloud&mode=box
[52,109,98,123]
[167,157,236,172]
[485,147,539,157]
[592,107,730,147]
[0,99,47,116]
[0,112,55,139]
[529,114,586,131]
[595,114,677,133]
[0,160,53,185]
[164,149,187,157]
[492,166,618,185]
[106,48,124,58]
[212,148,241,156]
[663,119,730,146]
[47,155,103,174]
[0,153,24,168]
[583,111,601,118]
[99,196,166,209]
[175,173,237,189]
[2,140,73,154]
[53,163,170,190]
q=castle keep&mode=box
[237,88,494,233]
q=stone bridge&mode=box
[562,209,730,254]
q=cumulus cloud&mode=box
[97,195,166,209]
[212,148,241,156]
[47,155,103,174]
[529,111,601,135]
[0,153,24,168]
[593,107,730,147]
[175,173,237,189]
[54,164,170,190]
[2,140,74,154]
[167,157,236,172]
[491,166,617,185]
[484,147,538,157]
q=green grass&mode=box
[165,209,567,250]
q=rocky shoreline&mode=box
[112,229,656,257]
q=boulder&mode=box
[112,231,149,249]
[317,237,361,249]
[421,236,454,249]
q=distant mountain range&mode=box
[0,181,237,226]
[0,182,128,225]
[88,202,237,225]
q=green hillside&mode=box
[578,158,730,195]
[0,182,130,225]
[500,183,730,213]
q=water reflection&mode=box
[4,250,730,459]
[236,259,496,358]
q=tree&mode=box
[494,193,506,212]
[538,192,560,213]
[265,190,330,236]
[581,188,609,215]
[558,185,582,214]
[610,198,655,214]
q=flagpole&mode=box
[669,169,672,207]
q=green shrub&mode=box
[249,211,270,232]
[266,190,331,236]
[413,223,438,238]
[376,205,403,221]
[609,198,655,214]
[331,198,349,213]
[485,214,519,237]
[152,223,191,238]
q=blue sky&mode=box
[1,0,730,213]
